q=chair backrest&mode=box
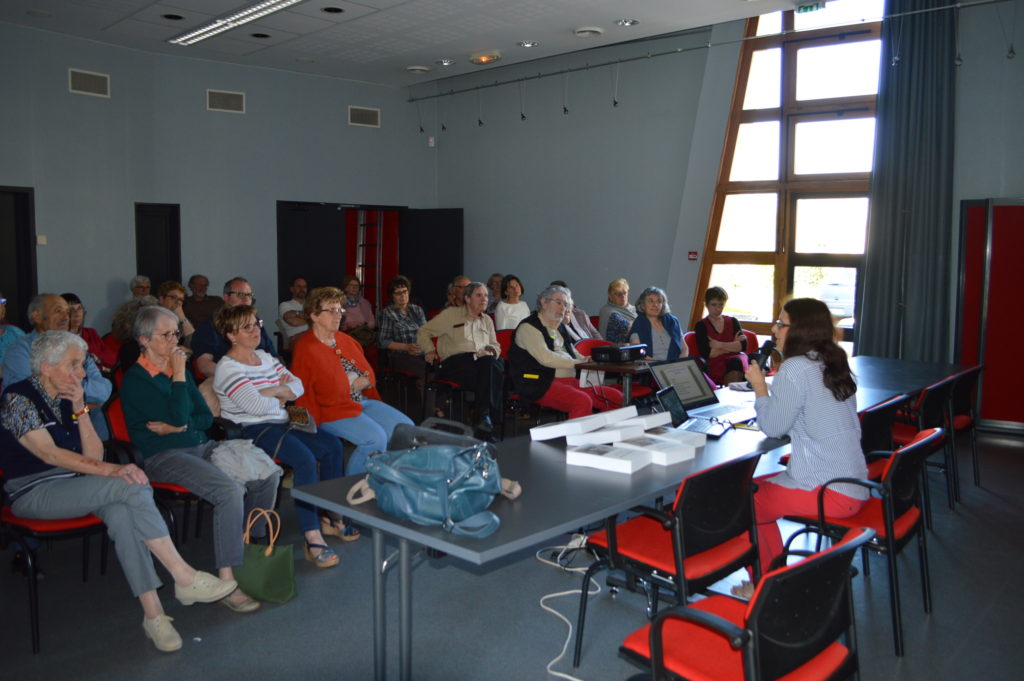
[589,315,600,330]
[858,393,908,454]
[574,338,613,357]
[104,396,131,442]
[671,451,761,558]
[682,331,699,357]
[741,329,759,354]
[883,428,945,520]
[912,376,956,429]
[495,329,514,360]
[745,527,874,681]
[950,364,983,418]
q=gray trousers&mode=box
[12,475,167,597]
[145,443,280,569]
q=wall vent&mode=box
[68,69,110,98]
[207,89,246,114]
[348,105,381,128]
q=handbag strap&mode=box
[252,424,291,460]
[244,508,281,556]
[446,510,501,538]
[346,477,376,505]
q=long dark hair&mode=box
[782,298,855,402]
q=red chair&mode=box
[104,396,204,545]
[786,428,945,657]
[497,329,567,436]
[891,375,958,511]
[741,329,759,354]
[589,315,600,330]
[1,469,108,653]
[858,393,910,480]
[620,527,875,681]
[423,337,468,424]
[682,331,700,357]
[573,451,762,667]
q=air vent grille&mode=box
[69,69,110,98]
[349,106,381,128]
[207,89,246,113]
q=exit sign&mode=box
[796,2,826,12]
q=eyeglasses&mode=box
[164,295,185,304]
[774,319,791,329]
[392,289,409,296]
[318,307,344,316]
[227,291,255,300]
[155,329,182,341]
[240,319,264,332]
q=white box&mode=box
[617,435,697,466]
[530,412,607,441]
[566,444,652,474]
[644,426,708,449]
[618,411,673,429]
[565,423,646,446]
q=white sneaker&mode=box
[175,571,238,606]
[143,615,182,652]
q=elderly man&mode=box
[2,294,112,439]
[442,275,470,309]
[183,274,224,328]
[190,276,277,377]
[277,277,309,349]
[417,281,503,441]
[130,275,152,298]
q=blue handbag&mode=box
[348,443,502,538]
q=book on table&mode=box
[529,405,638,441]
[565,423,646,446]
[617,411,673,429]
[565,443,652,474]
[643,426,707,449]
[617,435,697,466]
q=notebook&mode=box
[650,357,758,423]
[655,386,730,439]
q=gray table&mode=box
[850,355,963,395]
[293,428,788,681]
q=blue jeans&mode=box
[321,399,413,475]
[242,423,345,533]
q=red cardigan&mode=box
[291,331,381,424]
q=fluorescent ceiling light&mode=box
[168,0,305,46]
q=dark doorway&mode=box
[276,201,348,303]
[0,186,37,330]
[399,208,463,312]
[135,203,181,287]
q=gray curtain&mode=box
[856,0,956,362]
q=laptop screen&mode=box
[650,357,718,409]
[656,386,689,427]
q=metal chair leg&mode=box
[573,558,609,668]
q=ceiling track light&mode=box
[470,51,502,65]
[168,0,305,46]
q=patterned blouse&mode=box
[378,304,427,349]
[0,377,64,440]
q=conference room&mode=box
[1,0,1022,679]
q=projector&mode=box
[589,344,648,363]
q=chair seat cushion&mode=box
[891,421,918,445]
[589,516,753,579]
[151,482,194,496]
[621,595,851,681]
[2,506,104,533]
[866,457,888,480]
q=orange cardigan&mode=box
[291,331,381,424]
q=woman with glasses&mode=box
[628,286,683,362]
[213,304,351,567]
[598,278,637,345]
[377,275,427,377]
[734,298,867,598]
[694,286,748,385]
[61,292,117,372]
[339,274,376,348]
[156,281,196,348]
[121,305,278,613]
[291,287,412,476]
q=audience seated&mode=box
[291,287,413,475]
[0,330,237,652]
[694,285,748,385]
[509,285,623,419]
[443,275,470,309]
[550,280,602,341]
[417,281,504,441]
[377,275,427,378]
[61,292,117,372]
[183,274,224,328]
[110,295,159,370]
[495,274,530,331]
[628,286,683,362]
[156,281,196,348]
[3,294,112,439]
[339,275,376,349]
[129,275,151,298]
[212,304,350,568]
[121,305,276,614]
[277,277,309,350]
[598,278,637,344]
[485,273,503,313]
[191,277,277,378]
[0,290,25,382]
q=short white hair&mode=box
[30,331,87,376]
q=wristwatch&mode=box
[72,405,91,420]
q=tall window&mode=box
[692,0,884,348]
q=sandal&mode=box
[320,516,361,542]
[304,541,340,568]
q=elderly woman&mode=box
[550,281,601,342]
[736,298,867,598]
[62,292,117,372]
[628,286,683,362]
[130,275,152,298]
[339,275,376,346]
[0,291,27,380]
[121,306,278,614]
[156,281,196,348]
[110,295,159,369]
[291,287,413,475]
[494,274,529,331]
[695,286,748,385]
[509,286,623,419]
[377,275,427,377]
[0,331,236,651]
[417,282,504,441]
[598,278,637,344]
[213,305,351,568]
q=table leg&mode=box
[373,529,386,681]
[399,537,412,681]
[622,374,633,405]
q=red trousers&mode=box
[534,377,624,420]
[753,476,866,574]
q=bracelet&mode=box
[72,405,91,420]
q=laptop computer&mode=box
[649,357,758,423]
[655,386,730,438]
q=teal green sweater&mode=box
[121,362,212,459]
